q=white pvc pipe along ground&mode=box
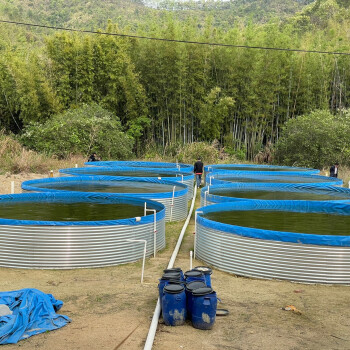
[143,185,197,350]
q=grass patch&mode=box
[0,131,86,173]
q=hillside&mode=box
[0,0,152,29]
[0,0,318,30]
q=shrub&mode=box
[275,109,350,168]
[21,103,134,159]
[176,142,220,165]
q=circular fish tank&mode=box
[85,160,193,172]
[0,192,166,269]
[205,164,320,174]
[59,166,194,199]
[201,183,350,206]
[22,176,188,222]
[206,171,342,187]
[196,201,350,284]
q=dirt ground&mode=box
[0,173,349,350]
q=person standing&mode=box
[87,152,100,162]
[329,162,339,178]
[194,157,204,188]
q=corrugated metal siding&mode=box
[0,219,165,269]
[156,194,188,221]
[196,223,350,284]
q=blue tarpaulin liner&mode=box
[197,200,350,246]
[0,288,70,344]
[206,170,343,186]
[59,166,194,183]
[84,160,193,171]
[204,164,320,174]
[201,183,350,204]
[0,192,165,226]
[21,176,188,200]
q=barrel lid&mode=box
[161,272,181,280]
[185,281,206,292]
[184,270,203,278]
[192,287,213,296]
[164,284,185,294]
[164,267,182,274]
[194,266,213,275]
[168,281,185,286]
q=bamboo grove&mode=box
[1,8,350,159]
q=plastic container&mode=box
[184,270,206,284]
[164,268,185,281]
[185,281,207,319]
[162,284,187,326]
[191,287,217,330]
[193,266,213,287]
[158,272,182,300]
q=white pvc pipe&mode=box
[75,164,78,168]
[143,185,197,350]
[348,180,350,189]
[145,208,157,257]
[170,186,176,222]
[194,210,203,260]
[204,190,209,206]
[10,181,15,194]
[190,250,193,270]
[209,176,214,185]
[126,239,147,284]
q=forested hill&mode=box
[1,0,350,164]
[0,0,151,29]
[1,0,316,29]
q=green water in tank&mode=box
[34,181,178,193]
[204,210,350,236]
[219,176,334,184]
[0,202,146,221]
[211,189,349,201]
[215,166,305,172]
[73,170,182,177]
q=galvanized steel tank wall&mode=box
[195,223,350,284]
[0,219,165,269]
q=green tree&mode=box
[21,103,134,159]
[275,109,350,168]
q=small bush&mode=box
[21,103,134,159]
[275,109,350,169]
[176,142,220,165]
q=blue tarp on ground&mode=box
[0,288,71,344]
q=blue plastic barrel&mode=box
[158,272,181,301]
[185,281,207,319]
[191,287,217,330]
[164,268,185,281]
[162,284,187,326]
[193,266,213,287]
[184,270,206,284]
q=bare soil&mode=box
[0,173,349,350]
